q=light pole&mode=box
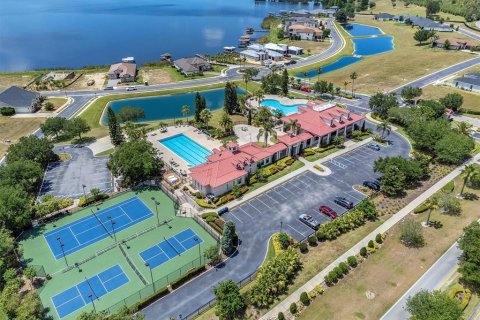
[108,216,117,243]
[56,237,68,266]
[194,237,201,265]
[82,184,87,199]
[280,221,283,233]
[145,262,155,292]
[151,197,160,226]
[88,294,96,312]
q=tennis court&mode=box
[139,228,203,269]
[52,265,129,318]
[44,197,153,259]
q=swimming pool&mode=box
[342,23,383,37]
[160,134,212,167]
[260,99,304,115]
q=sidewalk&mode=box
[260,153,480,320]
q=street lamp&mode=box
[151,197,160,226]
[56,237,68,266]
[108,216,117,243]
[82,184,87,199]
[88,294,96,312]
[194,237,201,265]
[145,262,155,292]
[280,221,283,233]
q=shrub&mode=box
[368,240,375,248]
[308,235,317,246]
[214,219,225,230]
[313,164,325,172]
[400,220,425,248]
[277,233,291,249]
[360,247,367,257]
[300,292,310,305]
[299,242,308,253]
[442,180,455,193]
[347,256,357,268]
[196,199,216,208]
[194,191,204,199]
[308,290,316,299]
[206,216,216,223]
[333,266,343,278]
[414,202,430,213]
[375,233,383,244]
[301,148,316,156]
[315,284,324,295]
[339,262,349,275]
[325,271,337,285]
[0,107,15,116]
[289,303,297,314]
[201,212,218,219]
[278,312,285,320]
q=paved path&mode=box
[261,153,480,320]
[381,242,461,320]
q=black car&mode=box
[299,214,320,230]
[363,180,380,191]
[334,196,354,209]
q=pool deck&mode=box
[147,126,221,173]
[248,94,309,110]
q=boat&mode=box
[224,46,236,53]
[246,27,254,34]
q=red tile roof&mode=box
[278,132,313,146]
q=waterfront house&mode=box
[239,49,268,62]
[0,86,41,114]
[108,62,136,83]
[288,24,324,41]
[400,15,453,32]
[283,17,320,30]
[454,73,480,92]
[264,43,304,56]
[432,38,477,50]
[173,55,211,76]
[375,13,396,21]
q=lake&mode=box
[341,23,384,37]
[103,88,245,124]
[0,0,322,72]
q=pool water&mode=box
[297,56,363,78]
[353,36,394,56]
[341,23,383,37]
[160,134,212,167]
[103,88,245,124]
[260,99,304,115]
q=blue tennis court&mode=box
[139,228,203,269]
[51,265,129,318]
[44,197,153,259]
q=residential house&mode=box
[264,43,304,56]
[0,86,41,114]
[288,24,324,41]
[454,73,480,92]
[173,55,212,76]
[432,38,477,50]
[283,17,320,29]
[375,13,396,21]
[108,62,137,82]
[239,49,268,62]
[401,15,453,32]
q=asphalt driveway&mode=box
[38,145,112,199]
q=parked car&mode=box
[300,86,311,92]
[319,205,338,219]
[363,180,380,191]
[126,86,137,91]
[367,143,381,151]
[334,197,353,209]
[218,207,229,215]
[289,60,297,65]
[299,214,320,230]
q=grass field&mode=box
[0,71,42,90]
[0,117,46,157]
[421,85,480,111]
[19,187,217,320]
[298,176,480,320]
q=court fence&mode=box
[30,264,48,294]
[192,214,221,243]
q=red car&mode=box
[300,86,311,92]
[319,205,337,219]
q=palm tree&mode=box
[456,122,471,136]
[181,105,190,123]
[317,67,322,82]
[289,118,301,136]
[376,121,392,138]
[200,108,212,130]
[254,90,265,103]
[425,196,439,227]
[257,123,277,146]
[243,72,251,92]
[343,80,350,94]
[350,72,358,98]
[460,164,477,195]
[158,121,168,129]
[219,111,233,134]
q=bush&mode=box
[196,199,216,208]
[194,192,204,199]
[442,180,455,193]
[325,270,338,285]
[0,107,15,116]
[300,291,310,305]
[289,303,297,314]
[360,247,367,257]
[368,240,375,248]
[339,262,349,275]
[301,148,316,156]
[278,233,291,249]
[299,242,308,253]
[201,212,218,219]
[315,284,324,295]
[347,256,357,268]
[278,312,285,320]
[308,235,317,246]
[333,266,343,278]
[375,233,383,244]
[414,202,430,213]
[214,219,225,230]
[400,220,425,248]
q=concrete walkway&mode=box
[260,153,480,320]
[86,136,113,155]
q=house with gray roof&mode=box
[375,13,396,21]
[454,73,480,92]
[401,15,453,32]
[173,55,211,76]
[0,86,41,114]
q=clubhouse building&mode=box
[190,103,365,196]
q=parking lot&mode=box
[38,145,113,199]
[224,134,411,241]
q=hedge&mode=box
[78,193,109,207]
[196,199,216,208]
[448,284,471,310]
[170,266,206,290]
[442,180,455,193]
[201,212,218,219]
[413,202,430,214]
[0,107,15,116]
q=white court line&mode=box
[119,206,134,222]
[76,286,87,305]
[97,275,109,294]
[68,226,81,246]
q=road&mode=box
[457,27,480,41]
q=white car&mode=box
[126,86,137,91]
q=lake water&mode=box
[103,87,245,124]
[353,36,394,55]
[341,23,383,37]
[0,0,322,71]
[297,56,363,78]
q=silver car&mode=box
[299,214,320,230]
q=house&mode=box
[266,50,284,61]
[173,55,211,76]
[0,86,41,114]
[288,24,324,41]
[265,43,288,55]
[108,62,136,82]
[454,73,480,92]
[401,15,453,32]
[41,71,75,82]
[375,13,396,21]
[240,49,268,62]
[432,38,477,50]
[283,17,320,29]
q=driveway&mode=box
[38,145,113,199]
[142,128,411,319]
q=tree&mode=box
[221,221,236,255]
[194,92,206,122]
[219,111,233,135]
[461,164,477,195]
[369,92,399,119]
[456,122,471,136]
[281,69,289,96]
[224,82,239,114]
[200,108,212,129]
[336,9,348,22]
[257,123,277,146]
[435,132,474,164]
[23,266,37,289]
[314,80,329,96]
[253,106,272,127]
[107,140,163,186]
[288,118,301,136]
[376,121,392,139]
[0,160,43,194]
[420,100,446,119]
[458,222,480,292]
[204,245,221,265]
[400,220,425,248]
[181,105,190,123]
[381,165,406,196]
[107,106,124,146]
[406,290,462,320]
[413,29,433,45]
[438,192,461,215]
[401,86,423,104]
[118,106,145,122]
[332,135,345,147]
[374,157,426,185]
[407,119,450,152]
[343,80,350,94]
[65,117,91,141]
[440,93,463,112]
[425,196,439,227]
[123,121,146,141]
[0,186,31,233]
[243,68,259,92]
[213,280,245,319]
[349,72,358,97]
[6,135,55,168]
[40,117,67,139]
[426,0,441,16]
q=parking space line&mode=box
[285,223,309,239]
[272,188,288,200]
[345,191,364,202]
[254,198,272,213]
[336,156,355,164]
[237,206,254,219]
[265,193,280,204]
[227,210,244,224]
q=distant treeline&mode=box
[403,0,479,21]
